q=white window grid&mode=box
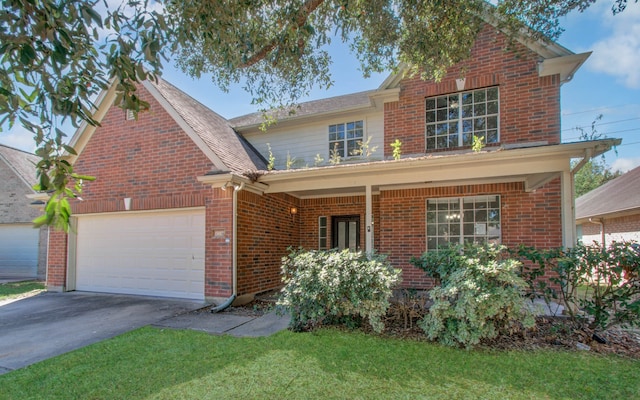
[425,87,499,151]
[426,195,501,251]
[319,216,328,249]
[329,120,364,158]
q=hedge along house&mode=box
[46,24,619,304]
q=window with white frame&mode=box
[426,195,501,251]
[425,87,499,151]
[319,216,328,249]
[329,120,364,158]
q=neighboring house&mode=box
[0,144,48,279]
[576,165,640,246]
[46,24,619,303]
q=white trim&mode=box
[73,206,206,218]
[538,52,591,84]
[365,185,373,253]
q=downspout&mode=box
[588,217,606,247]
[211,181,245,313]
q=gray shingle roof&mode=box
[151,79,267,172]
[0,144,39,188]
[229,90,376,128]
[576,165,640,220]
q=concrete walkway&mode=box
[154,310,290,337]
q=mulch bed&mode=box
[228,290,640,359]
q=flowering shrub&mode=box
[416,244,535,348]
[516,241,640,330]
[278,249,401,333]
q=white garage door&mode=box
[0,224,39,278]
[75,208,205,300]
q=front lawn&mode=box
[1,327,638,399]
[0,281,44,301]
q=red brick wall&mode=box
[206,189,233,298]
[46,229,68,289]
[236,191,300,295]
[379,179,562,288]
[580,213,640,245]
[45,83,235,298]
[298,195,381,251]
[384,24,561,157]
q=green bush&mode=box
[515,241,640,330]
[278,249,401,333]
[415,244,535,348]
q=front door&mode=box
[332,216,360,251]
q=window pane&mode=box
[462,92,473,105]
[347,139,359,156]
[437,96,448,108]
[448,134,458,148]
[426,111,436,123]
[463,120,473,132]
[427,238,437,251]
[331,141,344,156]
[464,223,475,236]
[437,224,449,236]
[346,122,354,131]
[463,132,473,146]
[437,211,449,223]
[437,123,448,135]
[427,201,437,211]
[463,210,475,223]
[355,120,363,129]
[474,117,486,130]
[437,109,448,122]
[474,103,486,117]
[426,137,435,149]
[426,98,436,110]
[474,90,485,102]
[437,136,448,149]
[427,211,436,224]
[427,223,436,236]
[487,101,498,114]
[449,123,458,134]
[487,87,498,100]
[475,210,487,222]
[462,105,473,118]
[487,116,498,129]
[487,130,498,143]
[451,223,460,236]
[426,125,436,137]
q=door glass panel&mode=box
[338,221,346,250]
[348,221,357,251]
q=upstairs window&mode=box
[425,87,499,151]
[329,120,364,158]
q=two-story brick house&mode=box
[46,25,618,304]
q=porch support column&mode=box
[561,170,576,248]
[365,184,373,254]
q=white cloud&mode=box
[611,157,640,173]
[587,4,640,89]
[0,127,36,153]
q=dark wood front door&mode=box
[332,216,360,251]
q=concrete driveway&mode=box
[0,292,204,375]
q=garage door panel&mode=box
[75,209,205,300]
[0,224,39,278]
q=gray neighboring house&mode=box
[0,144,47,279]
[576,165,640,246]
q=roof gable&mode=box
[576,165,640,220]
[68,78,266,173]
[0,144,38,189]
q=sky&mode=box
[1,1,639,172]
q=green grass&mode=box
[0,281,44,301]
[1,328,638,400]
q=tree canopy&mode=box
[0,0,636,230]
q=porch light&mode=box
[290,207,298,215]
